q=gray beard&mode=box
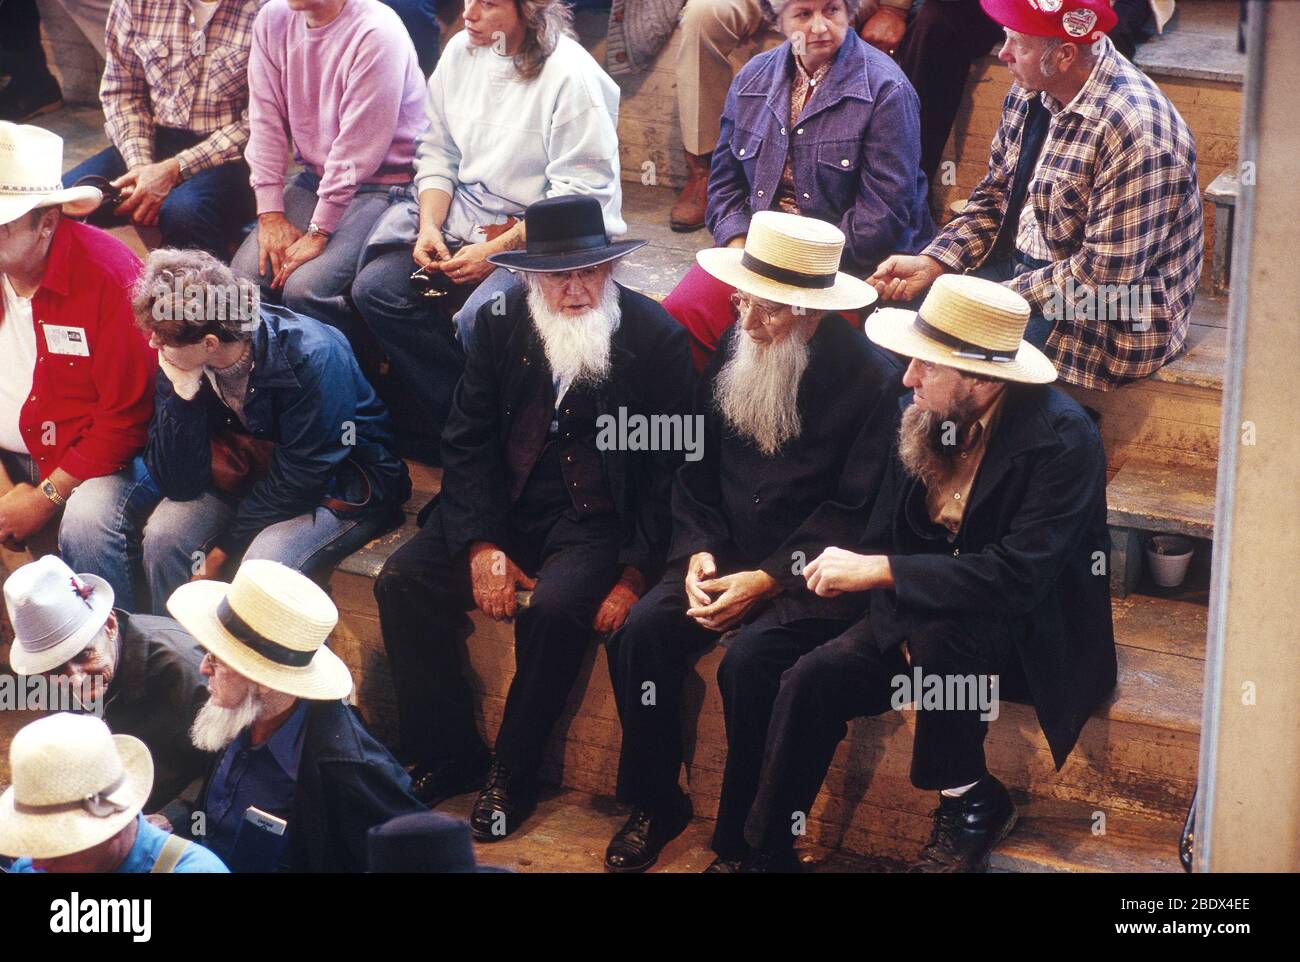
[526,275,622,389]
[190,687,264,753]
[714,326,809,456]
[896,395,981,489]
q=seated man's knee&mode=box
[681,0,757,39]
[905,620,973,676]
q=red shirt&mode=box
[1,220,156,481]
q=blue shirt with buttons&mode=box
[9,815,229,873]
[203,700,308,871]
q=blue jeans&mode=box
[231,171,395,342]
[63,128,255,259]
[452,266,521,347]
[141,489,396,615]
[0,452,160,613]
[974,251,1053,349]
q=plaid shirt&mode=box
[924,37,1204,391]
[101,0,262,175]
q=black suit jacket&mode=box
[670,315,906,623]
[860,384,1116,767]
[434,283,695,580]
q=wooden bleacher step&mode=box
[1107,458,1216,596]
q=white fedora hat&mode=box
[0,122,102,225]
[167,559,352,701]
[4,555,114,676]
[0,713,153,860]
[696,210,878,313]
[867,273,1057,384]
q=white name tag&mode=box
[43,324,90,356]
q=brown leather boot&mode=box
[669,149,711,233]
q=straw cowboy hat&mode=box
[167,559,352,701]
[4,555,114,677]
[0,122,102,225]
[696,210,878,313]
[867,273,1057,384]
[0,713,153,859]
[487,195,646,273]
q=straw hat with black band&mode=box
[867,273,1057,384]
[696,210,878,313]
[0,122,102,225]
[0,713,153,859]
[166,559,353,701]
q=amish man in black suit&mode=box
[374,196,695,840]
[739,274,1115,872]
[603,212,906,873]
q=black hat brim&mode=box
[486,239,648,273]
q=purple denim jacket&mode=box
[706,31,935,277]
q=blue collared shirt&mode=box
[9,815,229,873]
[203,700,308,870]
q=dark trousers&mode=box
[743,613,1024,855]
[381,0,441,77]
[374,503,624,777]
[0,0,53,85]
[896,0,1005,185]
[63,128,255,259]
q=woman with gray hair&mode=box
[662,0,935,369]
[352,0,625,464]
[131,248,410,615]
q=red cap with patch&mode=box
[979,0,1118,43]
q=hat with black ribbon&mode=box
[866,273,1057,384]
[166,559,352,701]
[486,195,646,273]
[0,713,153,859]
[695,210,878,312]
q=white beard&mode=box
[714,325,811,456]
[525,275,621,388]
[190,687,264,753]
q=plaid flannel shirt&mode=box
[101,0,262,175]
[924,37,1204,391]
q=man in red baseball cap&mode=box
[869,0,1204,393]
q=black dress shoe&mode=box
[741,848,802,874]
[409,755,491,808]
[911,775,1017,873]
[469,761,536,842]
[703,856,743,874]
[605,793,693,873]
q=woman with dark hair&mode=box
[662,0,935,369]
[352,0,625,462]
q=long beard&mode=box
[896,393,982,489]
[526,275,621,389]
[714,326,809,456]
[190,687,264,753]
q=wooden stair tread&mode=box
[1107,457,1216,539]
[990,806,1184,873]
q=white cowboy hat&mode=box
[866,273,1057,384]
[0,122,102,225]
[166,559,352,701]
[4,555,114,676]
[0,713,153,860]
[696,210,878,313]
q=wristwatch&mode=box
[39,477,67,507]
[307,222,332,240]
[176,156,192,182]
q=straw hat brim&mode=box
[7,572,114,677]
[0,734,152,860]
[167,580,353,701]
[0,186,103,226]
[696,247,878,313]
[867,307,1057,384]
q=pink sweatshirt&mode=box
[246,0,428,233]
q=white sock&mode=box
[941,780,980,798]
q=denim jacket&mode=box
[706,31,935,276]
[146,305,410,556]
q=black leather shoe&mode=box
[409,755,491,808]
[911,776,1017,873]
[703,856,743,874]
[741,848,802,873]
[605,793,693,873]
[469,761,536,842]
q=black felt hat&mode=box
[366,812,511,873]
[486,195,646,273]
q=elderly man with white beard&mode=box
[602,212,906,873]
[373,196,694,841]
